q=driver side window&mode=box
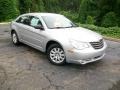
[30,17,43,27]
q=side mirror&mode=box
[34,25,44,30]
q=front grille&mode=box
[90,39,104,49]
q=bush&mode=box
[59,11,78,22]
[86,16,94,24]
[116,17,120,27]
[78,23,120,39]
[101,12,117,27]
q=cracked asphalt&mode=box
[0,24,120,90]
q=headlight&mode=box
[70,40,89,50]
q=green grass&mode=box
[0,19,13,23]
[78,23,120,39]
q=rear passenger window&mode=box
[16,16,30,25]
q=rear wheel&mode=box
[47,44,66,65]
[11,31,20,45]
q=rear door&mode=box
[15,15,47,51]
[15,15,31,41]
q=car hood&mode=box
[47,27,102,42]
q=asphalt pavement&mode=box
[0,24,120,90]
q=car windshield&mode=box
[42,15,77,29]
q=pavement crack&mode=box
[0,65,8,89]
[43,73,52,85]
[42,73,64,90]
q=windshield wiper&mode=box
[64,25,78,28]
[50,27,66,29]
[50,26,78,29]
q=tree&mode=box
[43,0,60,12]
[58,0,81,12]
[95,0,117,25]
[18,0,32,14]
[101,12,117,27]
[30,0,44,12]
[0,0,19,21]
[37,0,44,12]
[18,0,44,13]
[78,0,88,23]
[78,0,98,23]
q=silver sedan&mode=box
[11,13,107,65]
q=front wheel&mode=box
[47,44,66,65]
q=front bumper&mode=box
[65,42,107,64]
[67,53,105,64]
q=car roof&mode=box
[21,13,63,17]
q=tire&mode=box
[47,44,66,65]
[11,31,20,45]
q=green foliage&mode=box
[95,0,117,26]
[0,0,19,22]
[18,0,44,14]
[86,16,94,24]
[19,0,31,14]
[78,24,120,39]
[101,12,117,27]
[43,0,60,12]
[37,0,44,12]
[59,11,78,22]
[78,0,120,26]
[58,0,81,12]
[30,0,44,12]
[0,0,120,28]
[43,0,81,12]
[78,0,88,23]
[78,0,98,23]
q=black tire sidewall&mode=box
[47,44,66,65]
[12,31,19,45]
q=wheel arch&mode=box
[11,29,16,35]
[45,40,64,53]
[11,29,19,36]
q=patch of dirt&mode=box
[109,80,120,90]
